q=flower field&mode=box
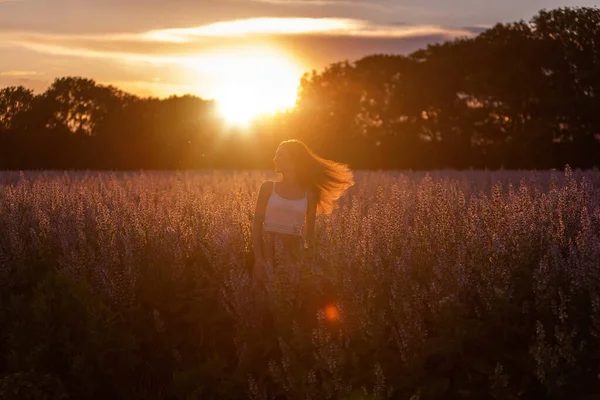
[1,168,599,399]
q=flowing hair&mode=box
[278,140,354,214]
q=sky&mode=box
[0,0,597,107]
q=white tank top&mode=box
[264,182,307,236]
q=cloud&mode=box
[0,70,43,77]
[0,17,475,46]
[462,25,491,35]
[272,34,454,66]
[142,17,475,42]
[0,17,480,88]
[234,0,387,9]
[143,18,354,42]
[0,17,477,66]
[0,30,195,64]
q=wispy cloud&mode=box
[0,17,477,76]
[0,70,43,77]
[0,17,476,57]
[0,16,476,98]
[236,0,386,9]
[0,30,201,63]
[144,18,354,42]
[143,17,474,42]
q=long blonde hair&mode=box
[278,140,354,214]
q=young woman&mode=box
[251,140,354,290]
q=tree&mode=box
[0,86,34,131]
[531,7,600,167]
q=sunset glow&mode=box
[185,47,303,125]
[0,0,496,104]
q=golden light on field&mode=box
[184,47,303,126]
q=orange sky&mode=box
[0,0,596,104]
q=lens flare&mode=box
[324,305,339,321]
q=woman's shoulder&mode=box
[259,180,276,187]
[258,180,275,194]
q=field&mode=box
[1,168,600,399]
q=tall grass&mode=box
[1,167,599,399]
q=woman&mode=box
[251,140,354,290]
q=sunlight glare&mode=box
[186,47,302,126]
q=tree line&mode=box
[1,7,599,170]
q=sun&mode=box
[184,47,303,126]
[215,49,302,125]
[216,77,296,126]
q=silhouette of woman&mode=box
[251,140,354,290]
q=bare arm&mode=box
[252,181,271,262]
[305,191,317,247]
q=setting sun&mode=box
[184,47,303,125]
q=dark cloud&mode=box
[2,0,599,37]
[461,26,490,35]
[271,33,454,66]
